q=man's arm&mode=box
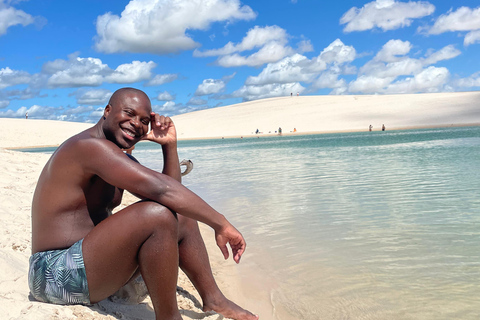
[143,113,181,182]
[81,135,245,263]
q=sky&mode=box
[1,0,480,123]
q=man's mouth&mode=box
[122,127,137,140]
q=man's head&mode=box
[102,88,152,149]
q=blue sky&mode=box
[1,0,480,122]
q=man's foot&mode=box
[203,294,259,320]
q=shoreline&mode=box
[178,122,480,141]
[7,122,480,151]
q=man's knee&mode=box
[137,201,178,232]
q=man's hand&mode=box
[215,222,246,264]
[142,113,177,145]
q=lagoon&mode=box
[24,126,480,319]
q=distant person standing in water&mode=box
[278,127,282,135]
[369,124,373,132]
[29,87,258,320]
[382,124,386,131]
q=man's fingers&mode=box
[218,243,229,260]
[150,113,171,131]
[231,243,245,264]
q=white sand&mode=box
[0,92,479,319]
[173,92,480,139]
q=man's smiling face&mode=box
[103,90,152,149]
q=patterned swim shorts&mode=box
[28,239,91,305]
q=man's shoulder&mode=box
[57,132,118,159]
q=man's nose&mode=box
[131,116,141,128]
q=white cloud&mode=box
[312,72,348,93]
[152,101,178,114]
[157,91,175,101]
[94,0,256,54]
[245,54,315,85]
[358,40,458,78]
[195,78,226,96]
[348,39,459,94]
[424,6,480,46]
[105,61,156,83]
[0,1,36,36]
[0,100,9,108]
[453,71,480,88]
[0,105,27,118]
[76,89,112,105]
[296,39,314,53]
[422,45,461,65]
[245,39,355,87]
[340,0,435,32]
[46,55,110,88]
[0,104,62,120]
[216,41,295,67]
[194,25,299,67]
[64,105,96,115]
[187,97,207,105]
[44,54,156,88]
[145,73,179,86]
[4,87,39,100]
[318,38,356,64]
[374,39,412,62]
[427,6,480,34]
[384,66,449,93]
[88,108,105,119]
[232,82,305,101]
[0,67,31,89]
[348,75,395,93]
[464,30,480,46]
[194,25,288,57]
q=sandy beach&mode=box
[173,91,480,139]
[1,92,479,319]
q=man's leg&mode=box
[177,215,258,320]
[82,201,181,320]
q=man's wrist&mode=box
[212,214,229,232]
[161,141,178,151]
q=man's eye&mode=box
[142,120,149,125]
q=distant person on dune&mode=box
[29,87,258,320]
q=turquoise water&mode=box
[24,127,480,319]
[137,127,480,320]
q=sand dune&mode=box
[173,92,480,139]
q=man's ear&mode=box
[103,104,112,119]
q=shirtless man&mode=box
[29,87,258,320]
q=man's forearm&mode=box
[162,142,181,182]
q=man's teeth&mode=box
[124,129,135,137]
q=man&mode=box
[29,87,258,320]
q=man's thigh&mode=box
[82,200,177,303]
